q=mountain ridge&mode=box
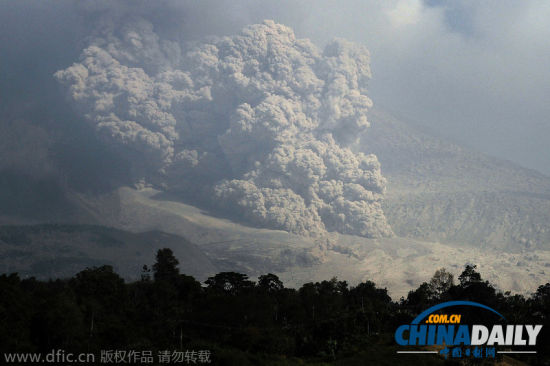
[361,108,550,250]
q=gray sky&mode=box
[2,0,549,175]
[181,0,550,175]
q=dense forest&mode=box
[1,248,549,365]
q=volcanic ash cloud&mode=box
[55,19,393,238]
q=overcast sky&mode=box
[1,0,549,175]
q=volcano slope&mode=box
[361,108,550,252]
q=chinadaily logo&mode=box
[395,301,543,360]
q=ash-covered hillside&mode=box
[361,108,550,250]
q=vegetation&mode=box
[0,251,549,365]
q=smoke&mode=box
[55,18,392,238]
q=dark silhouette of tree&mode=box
[532,283,550,358]
[0,274,33,353]
[349,280,392,335]
[533,283,550,310]
[140,264,152,282]
[453,264,496,304]
[30,290,84,351]
[205,272,254,295]
[153,248,179,282]
[258,273,284,293]
[458,264,482,287]
[405,282,434,314]
[1,252,549,365]
[428,267,453,300]
[70,266,127,348]
[443,264,500,327]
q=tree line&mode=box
[0,248,549,365]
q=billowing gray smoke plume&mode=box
[55,19,392,238]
